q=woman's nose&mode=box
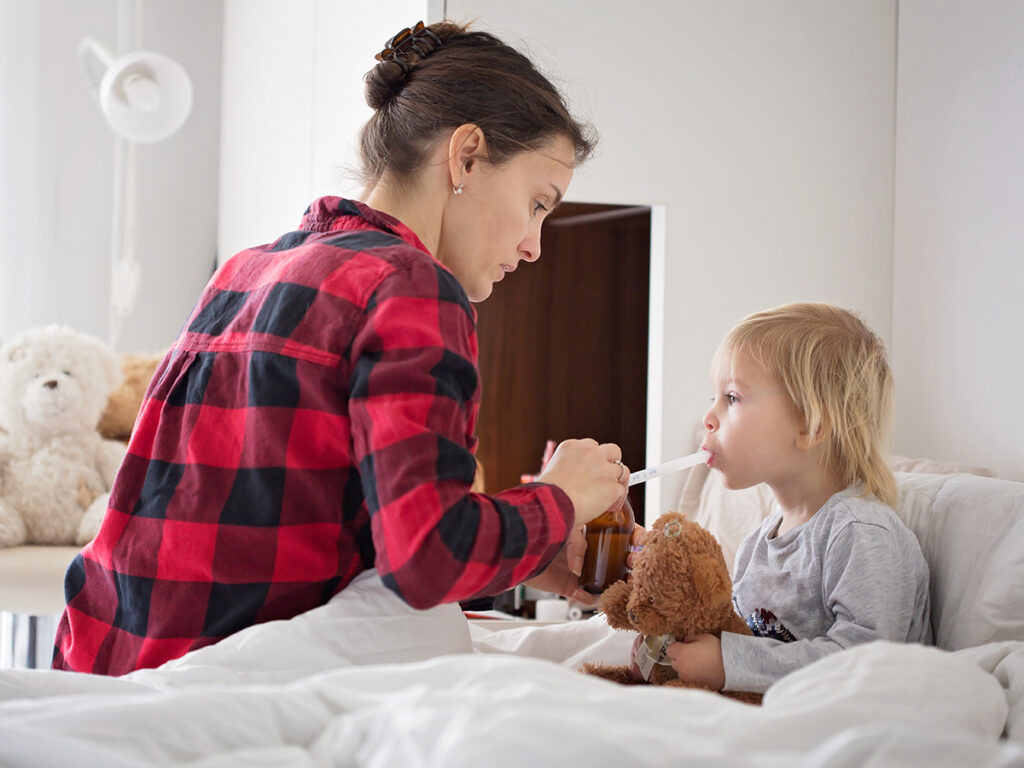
[520,226,542,262]
[519,242,540,262]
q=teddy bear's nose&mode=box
[628,609,637,623]
[43,379,59,390]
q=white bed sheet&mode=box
[1,571,1023,768]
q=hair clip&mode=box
[375,21,441,65]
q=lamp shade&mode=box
[78,39,193,144]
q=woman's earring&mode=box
[453,183,464,195]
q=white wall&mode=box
[218,0,432,261]
[0,0,222,353]
[217,2,1021,509]
[444,0,898,516]
[892,1,1024,481]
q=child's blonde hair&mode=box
[720,302,897,507]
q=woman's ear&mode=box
[447,123,487,187]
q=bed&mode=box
[1,468,1023,767]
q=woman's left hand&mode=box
[626,524,646,572]
[524,524,599,607]
[665,633,726,691]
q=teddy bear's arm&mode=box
[96,439,128,489]
[0,500,27,547]
[723,610,753,637]
[598,579,635,630]
[0,430,13,464]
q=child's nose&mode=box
[703,406,718,432]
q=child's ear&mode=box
[796,416,830,450]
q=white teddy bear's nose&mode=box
[43,379,59,390]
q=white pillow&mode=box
[677,455,1000,568]
[676,464,1024,652]
[896,472,1024,650]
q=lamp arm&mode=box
[76,38,114,101]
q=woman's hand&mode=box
[626,524,646,572]
[524,524,599,607]
[665,633,726,691]
[537,438,628,527]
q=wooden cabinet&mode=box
[474,203,652,522]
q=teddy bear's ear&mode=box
[650,510,688,537]
[6,343,27,362]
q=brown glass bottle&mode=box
[580,497,635,594]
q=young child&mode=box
[666,302,932,694]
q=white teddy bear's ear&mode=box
[6,342,28,362]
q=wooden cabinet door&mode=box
[474,203,651,522]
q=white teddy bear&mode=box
[0,325,127,547]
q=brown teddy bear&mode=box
[97,351,164,443]
[76,351,164,544]
[582,512,762,705]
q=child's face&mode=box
[701,347,807,491]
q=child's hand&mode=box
[666,634,725,691]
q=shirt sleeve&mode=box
[722,520,924,693]
[347,258,575,609]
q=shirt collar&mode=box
[299,196,431,256]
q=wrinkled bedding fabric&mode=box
[1,571,1023,768]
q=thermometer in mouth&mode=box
[627,450,711,487]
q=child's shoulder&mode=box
[816,486,910,540]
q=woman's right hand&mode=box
[537,438,628,527]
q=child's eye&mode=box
[726,393,739,406]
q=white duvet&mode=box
[2,570,1024,768]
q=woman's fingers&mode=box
[626,524,646,568]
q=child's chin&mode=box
[719,473,753,491]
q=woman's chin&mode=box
[468,281,494,302]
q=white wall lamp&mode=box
[76,1,192,349]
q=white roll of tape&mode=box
[534,598,569,622]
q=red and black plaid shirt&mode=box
[53,197,573,675]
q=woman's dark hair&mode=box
[360,21,596,187]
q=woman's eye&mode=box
[532,200,548,214]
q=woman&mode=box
[53,20,630,675]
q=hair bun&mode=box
[365,21,444,110]
[364,60,408,110]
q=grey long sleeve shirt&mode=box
[722,485,932,694]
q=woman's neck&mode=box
[363,177,443,256]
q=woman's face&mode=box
[437,134,576,302]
